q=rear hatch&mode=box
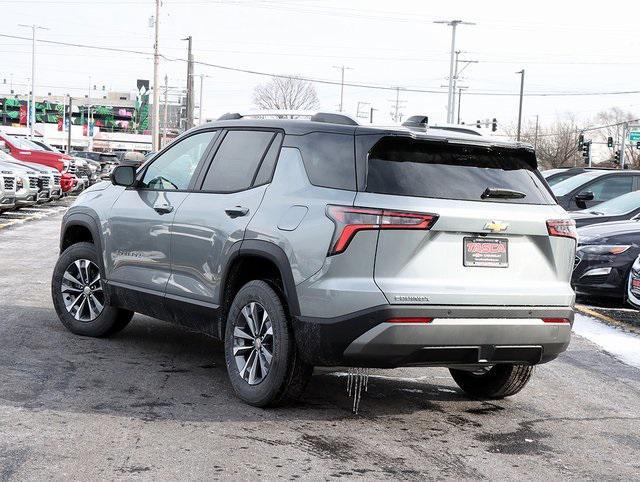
[355,136,575,307]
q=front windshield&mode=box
[584,190,640,216]
[552,171,603,196]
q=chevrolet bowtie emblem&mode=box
[483,220,509,233]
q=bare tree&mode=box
[507,116,582,169]
[253,76,320,112]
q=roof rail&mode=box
[216,110,359,126]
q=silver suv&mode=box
[52,113,576,406]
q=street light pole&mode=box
[19,24,48,139]
[434,20,474,124]
[151,0,161,151]
[516,69,525,141]
[457,87,468,124]
[333,65,352,112]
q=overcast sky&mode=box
[1,0,639,129]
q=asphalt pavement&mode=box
[1,209,639,480]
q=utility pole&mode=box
[19,24,48,139]
[151,0,161,151]
[452,53,477,124]
[391,87,405,123]
[333,65,352,112]
[163,75,169,148]
[534,114,539,150]
[67,97,73,154]
[621,122,627,169]
[369,107,377,124]
[516,69,525,141]
[182,36,194,130]
[434,19,475,124]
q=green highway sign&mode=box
[629,131,640,142]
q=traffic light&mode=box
[476,120,481,128]
[491,118,498,132]
[582,141,591,164]
[614,150,621,165]
[578,134,584,149]
[608,137,614,148]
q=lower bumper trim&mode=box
[294,305,573,368]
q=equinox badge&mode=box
[483,220,509,233]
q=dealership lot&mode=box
[1,211,640,479]
[0,196,72,230]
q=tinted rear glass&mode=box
[365,137,554,205]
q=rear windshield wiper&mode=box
[481,187,526,200]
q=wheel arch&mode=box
[61,211,104,266]
[219,239,300,339]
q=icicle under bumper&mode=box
[346,367,371,414]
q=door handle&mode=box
[154,204,174,214]
[225,206,249,218]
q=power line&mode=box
[2,33,640,98]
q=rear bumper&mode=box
[294,305,573,368]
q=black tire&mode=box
[224,280,312,407]
[449,364,533,399]
[51,242,133,337]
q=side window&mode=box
[295,132,356,190]
[254,133,283,186]
[141,131,216,190]
[201,130,275,192]
[586,176,634,202]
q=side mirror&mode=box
[575,190,594,209]
[110,165,136,187]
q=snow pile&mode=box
[573,314,640,369]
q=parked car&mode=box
[30,139,100,185]
[542,167,610,187]
[0,133,76,192]
[626,254,640,309]
[552,170,640,211]
[72,150,118,179]
[570,190,640,227]
[573,220,640,303]
[0,166,17,213]
[52,113,576,406]
[0,159,38,209]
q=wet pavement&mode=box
[1,211,639,480]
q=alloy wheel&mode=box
[233,301,274,385]
[61,259,104,322]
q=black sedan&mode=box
[570,190,640,227]
[573,220,640,303]
[552,170,640,211]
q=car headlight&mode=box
[62,159,70,171]
[578,245,632,255]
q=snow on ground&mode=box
[573,313,640,369]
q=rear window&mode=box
[365,137,554,205]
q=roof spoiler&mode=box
[402,115,429,127]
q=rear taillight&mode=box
[542,317,570,323]
[547,219,577,241]
[326,205,438,255]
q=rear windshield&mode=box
[365,137,555,205]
